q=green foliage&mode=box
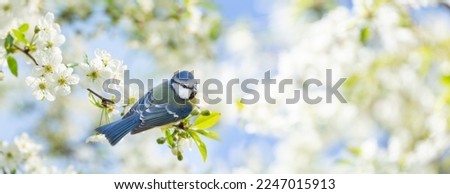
[360,26,371,45]
[88,92,104,108]
[12,29,28,44]
[18,23,29,32]
[88,90,115,125]
[195,129,220,140]
[4,34,14,53]
[6,55,18,77]
[165,129,176,148]
[194,112,220,129]
[1,23,38,79]
[158,109,221,162]
[209,19,221,40]
[187,129,207,162]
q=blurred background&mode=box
[1,0,450,173]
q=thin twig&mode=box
[87,88,115,105]
[14,45,39,66]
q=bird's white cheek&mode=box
[177,86,191,99]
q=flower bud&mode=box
[34,26,40,34]
[201,110,211,116]
[177,151,183,161]
[156,137,166,144]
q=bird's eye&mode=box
[181,84,193,89]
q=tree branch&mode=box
[14,45,39,66]
[87,88,115,105]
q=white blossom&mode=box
[13,133,42,156]
[79,60,113,88]
[0,141,22,171]
[52,65,80,96]
[36,30,66,53]
[37,12,62,35]
[32,50,63,77]
[25,76,56,101]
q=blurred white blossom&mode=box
[233,0,450,173]
[0,0,40,38]
[85,134,108,144]
[0,133,76,173]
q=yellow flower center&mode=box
[44,65,53,73]
[129,97,136,104]
[46,41,53,49]
[58,78,66,85]
[2,4,11,12]
[87,71,99,80]
[38,83,46,90]
[6,152,13,159]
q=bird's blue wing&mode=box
[130,103,192,135]
[122,89,153,118]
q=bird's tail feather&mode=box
[95,114,140,146]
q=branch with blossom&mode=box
[0,10,220,163]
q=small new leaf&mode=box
[188,130,207,162]
[441,75,450,86]
[193,112,221,129]
[18,23,29,32]
[360,26,371,45]
[6,55,18,77]
[12,29,27,44]
[209,20,221,40]
[195,129,220,140]
[165,129,175,148]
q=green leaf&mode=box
[360,26,371,45]
[349,147,361,156]
[4,34,14,53]
[18,23,29,32]
[442,75,450,86]
[6,55,18,77]
[195,129,220,140]
[165,129,175,148]
[209,20,221,40]
[193,112,221,129]
[12,29,27,44]
[188,130,207,162]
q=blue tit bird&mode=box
[96,70,198,145]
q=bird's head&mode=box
[171,70,197,100]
